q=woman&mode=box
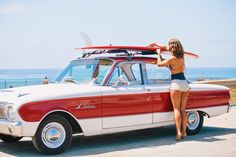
[155,39,190,141]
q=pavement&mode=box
[1,107,236,157]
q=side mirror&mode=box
[112,75,128,87]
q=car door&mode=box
[145,64,174,124]
[101,62,152,129]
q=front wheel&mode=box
[0,134,22,143]
[186,111,204,135]
[32,114,72,155]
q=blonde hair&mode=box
[168,38,184,58]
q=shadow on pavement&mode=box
[0,126,236,157]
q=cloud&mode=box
[0,2,26,15]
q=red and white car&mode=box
[0,46,231,154]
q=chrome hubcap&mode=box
[187,111,200,130]
[41,122,66,149]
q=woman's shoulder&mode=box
[168,56,178,61]
[167,56,184,64]
[170,56,184,61]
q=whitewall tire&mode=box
[32,114,72,155]
[186,111,204,135]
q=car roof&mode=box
[76,56,157,64]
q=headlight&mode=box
[3,104,15,121]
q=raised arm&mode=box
[156,49,173,67]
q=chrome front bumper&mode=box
[0,120,22,137]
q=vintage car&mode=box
[0,46,231,154]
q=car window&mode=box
[130,63,142,84]
[108,66,129,86]
[94,59,114,84]
[65,62,96,83]
[108,62,143,86]
[54,59,113,85]
[146,63,171,85]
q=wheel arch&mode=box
[187,109,209,118]
[196,110,209,118]
[39,110,83,134]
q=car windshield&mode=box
[53,59,114,85]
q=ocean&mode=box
[0,68,236,89]
[0,69,61,89]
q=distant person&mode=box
[43,77,49,84]
[151,39,190,141]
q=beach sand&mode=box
[197,79,236,105]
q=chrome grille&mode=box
[0,104,7,119]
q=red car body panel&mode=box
[18,90,229,122]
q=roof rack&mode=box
[77,45,199,59]
[81,49,156,61]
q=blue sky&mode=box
[0,0,236,69]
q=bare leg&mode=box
[180,90,190,138]
[170,90,182,140]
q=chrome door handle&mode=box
[145,89,151,92]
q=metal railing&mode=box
[0,79,45,89]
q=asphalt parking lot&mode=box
[1,107,236,157]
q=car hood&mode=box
[0,83,101,106]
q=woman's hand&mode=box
[148,42,158,47]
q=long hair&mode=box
[168,39,184,58]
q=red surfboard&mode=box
[78,45,199,58]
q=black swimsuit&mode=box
[171,72,186,80]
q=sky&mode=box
[0,0,236,69]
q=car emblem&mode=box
[18,93,30,98]
[76,104,96,109]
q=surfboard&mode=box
[78,45,199,58]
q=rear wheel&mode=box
[186,111,204,135]
[32,114,72,155]
[0,134,22,143]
